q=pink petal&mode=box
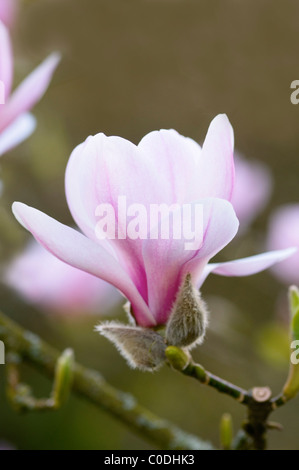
[65,132,170,300]
[182,198,239,286]
[0,21,13,100]
[198,114,235,200]
[266,204,299,284]
[199,248,297,287]
[0,113,36,156]
[0,0,18,29]
[12,202,155,326]
[142,198,239,324]
[138,129,202,203]
[0,52,60,132]
[142,204,197,324]
[4,241,121,315]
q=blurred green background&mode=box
[1,0,299,450]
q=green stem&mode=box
[0,311,214,450]
[166,347,250,404]
[271,393,288,409]
[165,347,282,450]
[183,361,274,449]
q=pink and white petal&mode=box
[182,198,239,285]
[143,198,239,324]
[0,21,13,100]
[198,114,235,201]
[65,137,99,241]
[4,241,121,315]
[0,0,18,29]
[0,53,60,131]
[266,204,299,284]
[65,132,166,298]
[198,248,297,288]
[138,129,202,203]
[142,205,195,324]
[66,132,169,233]
[0,113,36,156]
[12,202,156,327]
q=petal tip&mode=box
[12,201,27,228]
[48,51,62,67]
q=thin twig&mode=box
[166,346,250,404]
[0,311,214,450]
[183,361,250,404]
[271,393,288,409]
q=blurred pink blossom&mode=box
[0,21,60,156]
[0,0,18,29]
[232,153,272,230]
[12,115,295,327]
[4,242,122,315]
[267,204,299,285]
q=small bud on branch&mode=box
[96,322,166,371]
[166,274,208,349]
[282,286,299,399]
[220,413,233,450]
[52,348,75,408]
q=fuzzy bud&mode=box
[96,322,166,371]
[166,273,208,349]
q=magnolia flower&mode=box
[231,153,272,230]
[12,115,295,368]
[0,0,18,29]
[0,21,60,156]
[4,241,121,315]
[267,204,299,285]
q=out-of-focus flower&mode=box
[12,115,294,330]
[267,204,299,284]
[231,153,272,230]
[4,242,122,315]
[0,0,18,29]
[0,21,60,156]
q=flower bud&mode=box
[220,413,233,450]
[96,322,166,371]
[165,346,190,371]
[282,286,299,399]
[289,286,299,341]
[289,285,299,317]
[52,348,74,408]
[165,274,208,349]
